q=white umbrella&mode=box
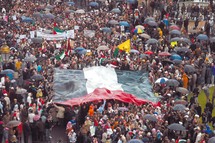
[75,9,85,14]
[97,45,109,51]
[135,25,145,30]
[139,33,151,39]
[155,77,168,84]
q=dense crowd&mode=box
[0,0,215,143]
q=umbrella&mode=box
[16,88,27,94]
[162,60,173,65]
[147,21,157,27]
[119,21,130,27]
[31,38,43,44]
[31,74,44,81]
[43,13,55,19]
[144,50,153,55]
[111,8,121,14]
[67,1,75,6]
[173,104,186,111]
[168,123,186,131]
[184,65,196,74]
[75,47,85,52]
[169,25,180,30]
[140,54,149,59]
[133,28,144,34]
[97,45,109,51]
[174,47,191,53]
[174,100,188,105]
[165,79,180,87]
[46,5,55,9]
[6,120,21,128]
[144,17,155,24]
[179,139,186,143]
[155,77,168,84]
[208,137,215,143]
[24,56,37,62]
[101,27,112,33]
[89,2,99,7]
[135,25,144,30]
[126,0,137,4]
[170,37,191,44]
[143,114,157,122]
[171,54,182,60]
[139,33,150,39]
[117,107,129,111]
[78,50,87,55]
[196,34,208,40]
[146,38,158,44]
[130,49,139,54]
[55,17,63,22]
[176,87,189,94]
[75,9,85,14]
[21,17,34,23]
[158,52,171,56]
[32,12,43,18]
[108,20,119,25]
[210,37,215,43]
[1,69,14,75]
[170,30,181,35]
[172,59,182,65]
[127,139,144,143]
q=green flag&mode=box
[53,27,65,33]
[55,51,65,61]
[113,48,119,58]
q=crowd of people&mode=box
[0,0,215,143]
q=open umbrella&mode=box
[176,87,189,94]
[31,74,44,81]
[111,8,121,14]
[67,1,75,6]
[196,34,208,40]
[32,12,43,18]
[24,56,37,62]
[173,59,182,65]
[143,114,157,122]
[21,17,34,23]
[126,0,137,4]
[165,79,180,87]
[155,77,168,84]
[16,88,27,95]
[75,9,85,14]
[101,27,112,33]
[130,49,139,54]
[119,21,130,27]
[6,120,21,128]
[174,47,191,53]
[75,47,85,52]
[208,137,215,143]
[162,60,174,65]
[78,50,87,55]
[158,52,171,56]
[108,20,119,25]
[133,28,144,34]
[184,65,196,74]
[140,54,149,59]
[139,33,150,39]
[43,13,55,19]
[170,30,181,35]
[146,38,158,44]
[1,69,14,75]
[144,50,153,55]
[97,45,109,51]
[135,25,144,30]
[127,139,144,143]
[169,25,180,30]
[147,21,157,27]
[171,54,182,60]
[144,17,155,24]
[89,2,99,7]
[170,37,191,44]
[168,123,186,131]
[173,104,186,111]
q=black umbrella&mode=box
[173,104,186,111]
[6,120,21,128]
[147,21,157,27]
[31,74,44,81]
[165,79,180,87]
[176,87,189,94]
[168,123,186,131]
[172,59,182,65]
[146,38,158,44]
[143,114,157,122]
[127,139,144,143]
[184,65,196,74]
[174,47,191,53]
[162,60,173,65]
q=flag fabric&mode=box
[53,66,157,104]
[65,39,72,56]
[117,39,131,53]
[53,27,65,33]
[55,51,65,61]
[113,48,119,58]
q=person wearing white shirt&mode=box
[28,110,35,123]
[195,126,202,143]
[27,93,32,105]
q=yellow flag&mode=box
[171,41,177,48]
[118,39,131,53]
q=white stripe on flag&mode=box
[83,66,123,94]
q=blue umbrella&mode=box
[130,49,139,54]
[21,16,34,23]
[111,8,121,14]
[196,34,208,40]
[126,0,137,4]
[119,21,130,27]
[75,47,85,52]
[171,54,182,60]
[67,1,75,6]
[89,2,99,7]
[78,50,87,55]
[170,30,181,35]
[43,13,55,19]
[147,21,157,27]
[127,139,144,143]
[32,12,43,18]
[101,27,112,33]
[1,69,15,80]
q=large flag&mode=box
[53,66,157,104]
[55,51,65,61]
[118,39,131,53]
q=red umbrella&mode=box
[170,25,180,30]
[144,50,153,55]
[158,52,171,56]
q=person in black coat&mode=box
[23,121,31,143]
